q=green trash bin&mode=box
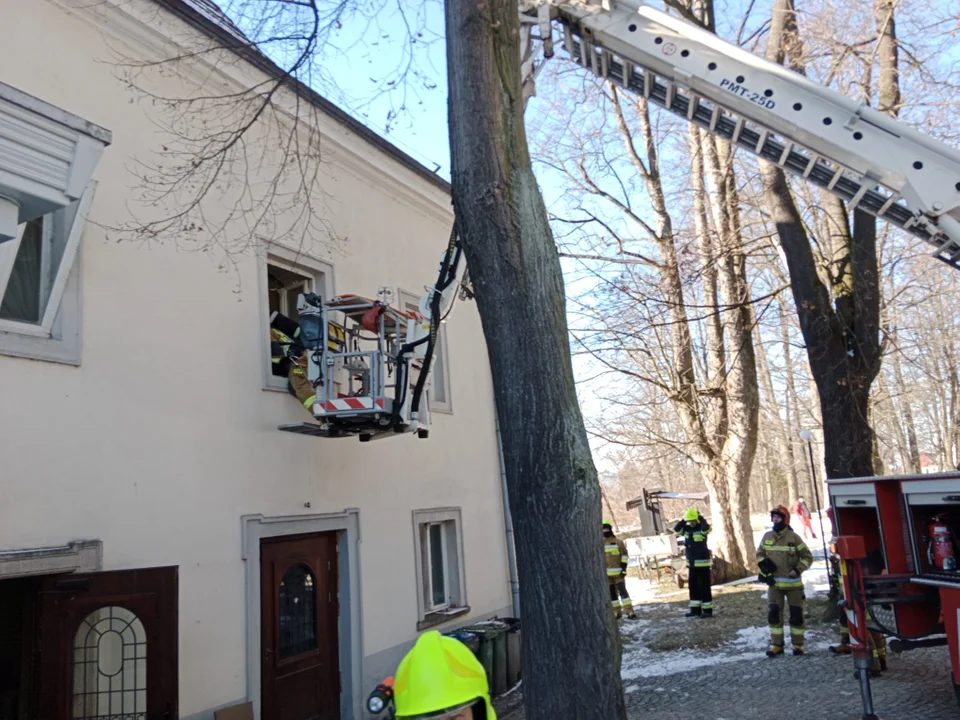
[462,624,496,687]
[500,617,521,687]
[464,621,509,695]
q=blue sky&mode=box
[296,0,765,177]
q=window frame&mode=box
[258,244,334,392]
[412,507,468,629]
[397,288,453,414]
[0,183,94,364]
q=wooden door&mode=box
[36,567,178,720]
[261,533,340,720]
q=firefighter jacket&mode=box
[605,534,629,583]
[756,525,813,590]
[674,517,711,568]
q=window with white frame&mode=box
[413,508,467,628]
[0,186,93,364]
[259,247,332,390]
[398,289,453,414]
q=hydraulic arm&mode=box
[519,0,960,268]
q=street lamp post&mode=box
[799,429,831,567]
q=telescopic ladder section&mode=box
[520,1,960,269]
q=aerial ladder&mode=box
[280,0,960,443]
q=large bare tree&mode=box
[758,0,890,480]
[445,2,627,717]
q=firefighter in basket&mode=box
[674,508,713,618]
[604,520,637,620]
[757,504,813,657]
[365,631,496,719]
[270,311,317,412]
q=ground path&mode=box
[494,561,958,719]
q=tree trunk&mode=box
[889,340,921,473]
[701,134,758,571]
[761,0,883,480]
[444,2,627,718]
[777,299,803,499]
[689,128,727,449]
[756,319,799,504]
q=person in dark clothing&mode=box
[675,508,713,617]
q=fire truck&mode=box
[829,474,960,705]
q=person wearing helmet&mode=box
[603,520,637,619]
[674,508,713,617]
[392,631,496,719]
[757,504,813,657]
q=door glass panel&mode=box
[279,564,317,658]
[72,606,147,720]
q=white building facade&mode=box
[0,1,515,718]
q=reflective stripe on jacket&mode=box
[605,536,629,579]
[674,517,711,568]
[756,526,813,587]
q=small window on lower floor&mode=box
[413,508,467,628]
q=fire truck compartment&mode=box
[830,483,887,564]
[903,478,960,585]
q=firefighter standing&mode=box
[603,520,636,620]
[757,505,813,656]
[674,508,713,618]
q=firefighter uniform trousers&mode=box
[837,614,887,670]
[689,561,713,616]
[609,578,633,617]
[768,579,805,648]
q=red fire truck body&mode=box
[828,473,960,701]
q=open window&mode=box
[413,508,468,629]
[259,247,332,391]
[0,185,93,364]
[398,289,452,414]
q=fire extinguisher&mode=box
[927,514,958,571]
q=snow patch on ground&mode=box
[620,623,835,681]
[621,644,768,680]
[730,625,771,648]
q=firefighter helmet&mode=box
[771,504,790,525]
[683,508,699,522]
[602,519,613,529]
[393,631,496,718]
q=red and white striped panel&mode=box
[317,397,386,413]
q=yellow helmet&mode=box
[684,508,699,522]
[394,631,496,718]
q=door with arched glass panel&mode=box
[260,533,340,720]
[37,567,178,719]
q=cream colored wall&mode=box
[0,0,511,715]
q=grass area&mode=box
[635,582,832,652]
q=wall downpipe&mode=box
[496,413,521,618]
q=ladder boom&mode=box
[521,1,960,267]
